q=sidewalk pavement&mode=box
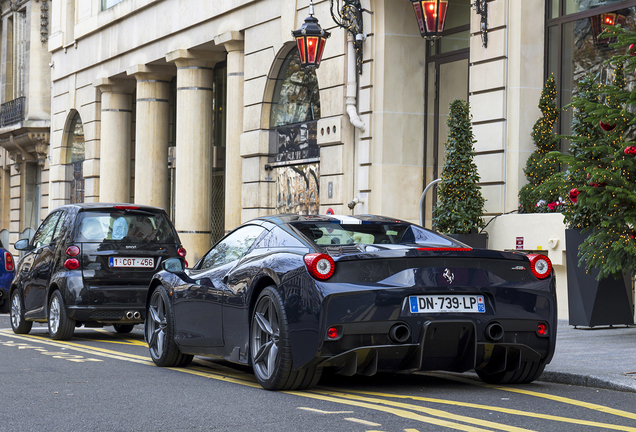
[540,319,636,392]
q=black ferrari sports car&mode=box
[145,214,556,390]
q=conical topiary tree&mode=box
[561,25,636,279]
[518,74,566,213]
[433,99,486,234]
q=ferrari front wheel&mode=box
[250,287,321,390]
[146,285,193,368]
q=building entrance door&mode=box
[424,54,469,228]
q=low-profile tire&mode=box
[48,291,76,340]
[476,361,545,384]
[250,287,321,390]
[10,290,32,334]
[146,285,192,367]
[113,324,135,334]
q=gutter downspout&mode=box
[346,33,365,132]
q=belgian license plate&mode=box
[409,295,485,313]
[109,257,154,268]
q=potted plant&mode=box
[433,99,487,248]
[560,26,636,327]
[518,74,568,214]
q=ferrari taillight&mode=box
[4,252,14,272]
[527,254,552,279]
[304,253,335,280]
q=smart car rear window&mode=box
[74,211,177,243]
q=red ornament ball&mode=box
[630,44,636,55]
[569,188,579,204]
[624,146,636,155]
[599,121,616,132]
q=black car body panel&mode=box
[146,214,557,386]
[11,203,182,329]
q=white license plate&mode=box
[109,257,154,268]
[409,295,485,313]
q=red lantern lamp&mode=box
[411,0,449,39]
[292,1,330,68]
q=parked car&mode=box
[10,203,185,340]
[144,214,557,391]
[0,239,16,314]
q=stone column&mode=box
[94,78,135,203]
[166,50,224,262]
[127,65,173,211]
[214,31,244,232]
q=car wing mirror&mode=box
[14,238,32,251]
[163,257,185,273]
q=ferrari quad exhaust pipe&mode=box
[125,311,134,320]
[388,323,411,344]
[485,322,504,342]
[133,311,141,320]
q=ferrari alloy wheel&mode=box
[146,285,193,367]
[113,324,135,334]
[10,290,32,334]
[250,287,321,390]
[48,291,76,340]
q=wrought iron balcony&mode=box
[1,97,26,128]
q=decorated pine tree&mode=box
[564,25,636,279]
[518,75,565,213]
[433,99,486,234]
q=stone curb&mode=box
[539,370,636,393]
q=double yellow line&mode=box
[2,329,636,432]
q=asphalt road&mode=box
[1,315,636,432]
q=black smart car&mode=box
[10,203,185,340]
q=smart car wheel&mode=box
[113,324,135,334]
[250,287,321,391]
[146,285,193,368]
[10,290,32,334]
[48,291,76,340]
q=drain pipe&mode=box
[346,33,365,132]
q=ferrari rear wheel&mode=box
[250,287,321,390]
[146,285,193,368]
[476,360,545,384]
[10,290,32,334]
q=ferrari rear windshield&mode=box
[74,210,177,243]
[291,221,458,248]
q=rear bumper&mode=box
[315,319,548,377]
[66,305,146,324]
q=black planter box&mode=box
[566,228,634,327]
[448,232,488,249]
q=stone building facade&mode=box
[1,0,635,318]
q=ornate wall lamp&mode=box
[475,0,488,48]
[329,0,366,75]
[409,0,449,41]
[292,0,331,68]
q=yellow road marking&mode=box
[405,429,421,432]
[344,418,382,426]
[422,372,636,422]
[316,390,535,432]
[332,386,636,432]
[297,407,354,414]
[3,328,635,431]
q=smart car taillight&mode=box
[64,258,80,270]
[527,254,552,279]
[178,247,187,257]
[4,252,14,271]
[66,245,80,257]
[304,253,335,280]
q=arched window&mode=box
[270,49,321,128]
[269,49,321,216]
[66,112,85,203]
